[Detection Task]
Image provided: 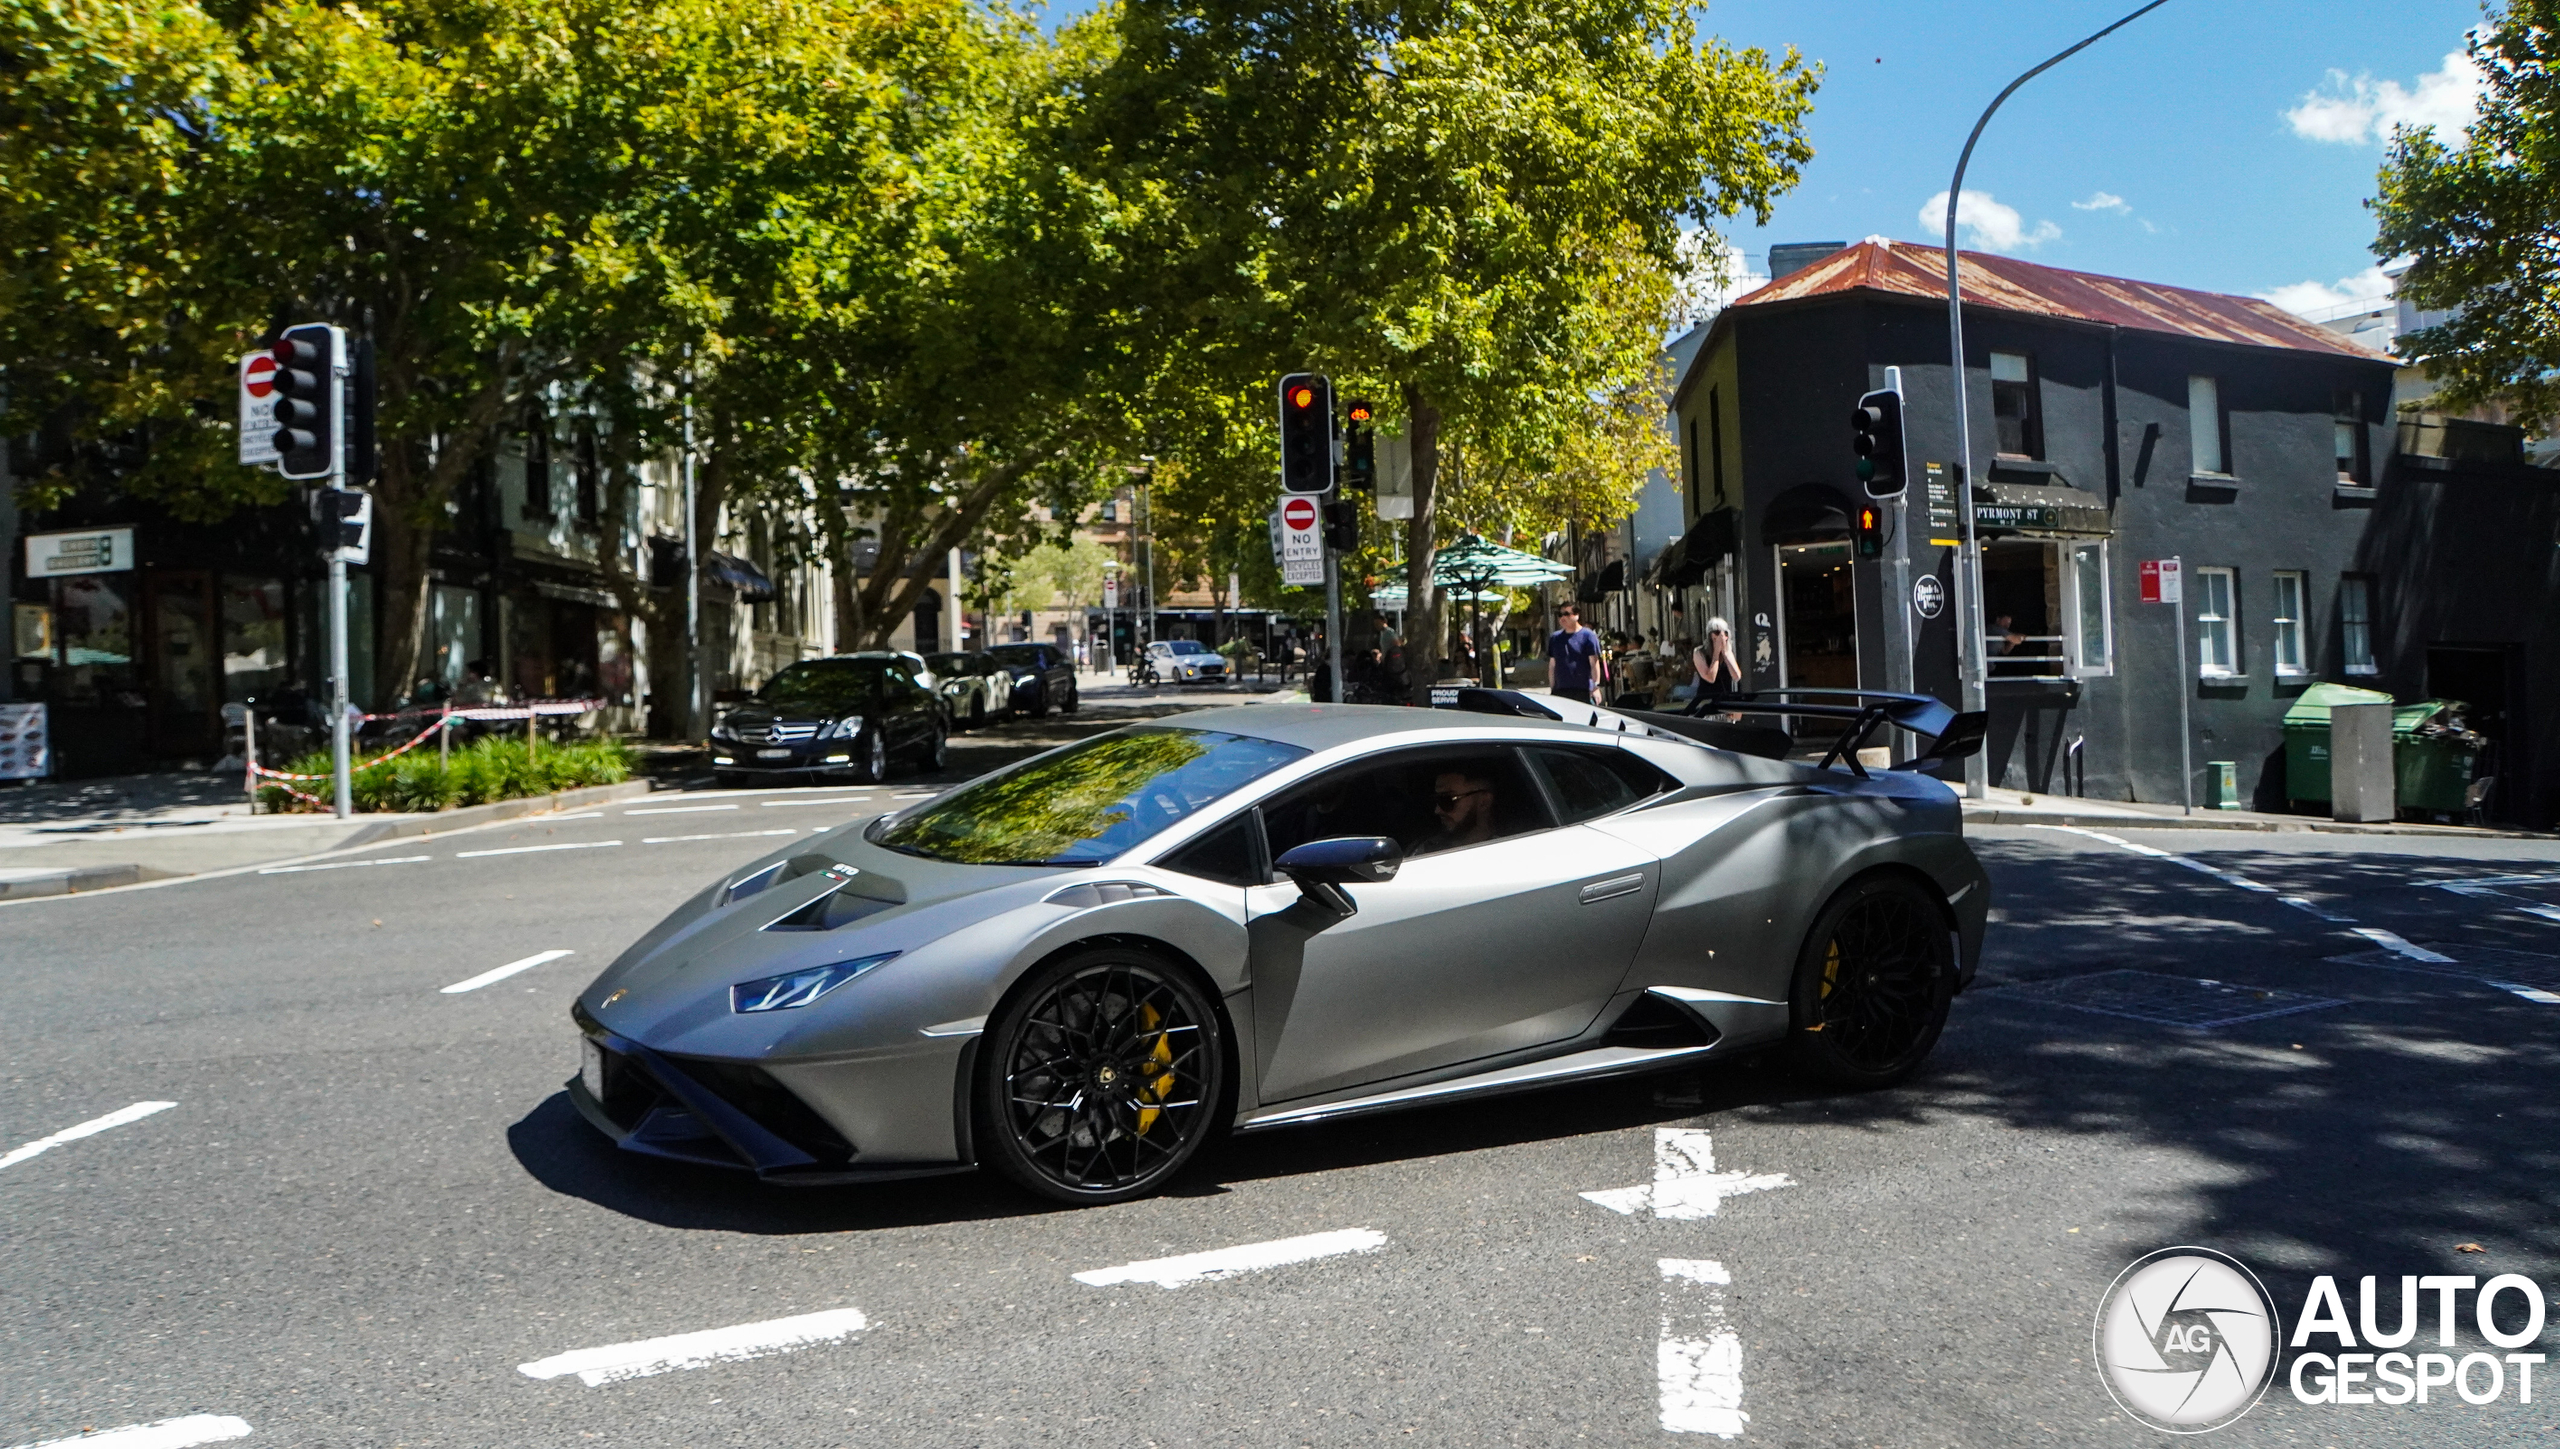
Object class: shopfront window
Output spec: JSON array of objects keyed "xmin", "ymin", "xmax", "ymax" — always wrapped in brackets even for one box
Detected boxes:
[
  {"xmin": 53, "ymin": 574, "xmax": 138, "ymax": 706},
  {"xmin": 222, "ymin": 576, "xmax": 289, "ymax": 703},
  {"xmin": 2195, "ymin": 567, "xmax": 2237, "ymax": 676},
  {"xmin": 1983, "ymin": 539, "xmax": 2064, "ymax": 679},
  {"xmin": 428, "ymin": 585, "xmax": 482, "ymax": 697}
]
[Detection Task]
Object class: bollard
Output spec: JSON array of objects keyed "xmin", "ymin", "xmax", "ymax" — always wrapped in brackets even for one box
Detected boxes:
[{"xmin": 2329, "ymin": 701, "xmax": 2396, "ymax": 823}]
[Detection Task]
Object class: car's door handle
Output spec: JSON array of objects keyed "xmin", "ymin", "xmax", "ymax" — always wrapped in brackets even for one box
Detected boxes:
[{"xmin": 1578, "ymin": 873, "xmax": 1645, "ymax": 904}]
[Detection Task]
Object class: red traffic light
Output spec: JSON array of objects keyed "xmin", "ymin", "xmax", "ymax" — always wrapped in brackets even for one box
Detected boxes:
[
  {"xmin": 1289, "ymin": 385, "xmax": 1316, "ymax": 410},
  {"xmin": 1346, "ymin": 402, "xmax": 1373, "ymax": 424}
]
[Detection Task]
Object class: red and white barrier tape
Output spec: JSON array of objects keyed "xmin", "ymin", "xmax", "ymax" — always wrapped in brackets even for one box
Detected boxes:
[{"xmin": 246, "ymin": 699, "xmax": 605, "ymax": 785}]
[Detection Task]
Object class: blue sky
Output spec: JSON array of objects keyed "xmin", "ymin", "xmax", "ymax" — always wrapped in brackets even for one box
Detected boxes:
[{"xmin": 1696, "ymin": 0, "xmax": 2488, "ymax": 315}]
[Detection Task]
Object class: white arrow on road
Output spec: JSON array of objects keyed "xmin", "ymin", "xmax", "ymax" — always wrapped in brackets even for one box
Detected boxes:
[{"xmin": 1580, "ymin": 1128, "xmax": 1794, "ymax": 1219}]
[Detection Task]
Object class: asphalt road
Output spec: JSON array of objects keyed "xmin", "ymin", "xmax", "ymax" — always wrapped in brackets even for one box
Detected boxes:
[{"xmin": 4, "ymin": 756, "xmax": 2558, "ymax": 1447}]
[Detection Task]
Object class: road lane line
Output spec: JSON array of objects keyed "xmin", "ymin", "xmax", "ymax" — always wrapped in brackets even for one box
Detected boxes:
[
  {"xmin": 2490, "ymin": 981, "xmax": 2560, "ymax": 1004},
  {"xmin": 760, "ymin": 797, "xmax": 871, "ymax": 808},
  {"xmin": 2433, "ymin": 880, "xmax": 2560, "ymax": 923},
  {"xmin": 642, "ymin": 829, "xmax": 800, "ymax": 845},
  {"xmin": 546, "ymin": 812, "xmax": 605, "ymax": 821},
  {"xmin": 1072, "ymin": 1228, "xmax": 1387, "ymax": 1289},
  {"xmin": 441, "ymin": 949, "xmax": 575, "ymax": 994},
  {"xmin": 257, "ymin": 855, "xmax": 431, "ymax": 875},
  {"xmin": 454, "ymin": 841, "xmax": 624, "ymax": 859},
  {"xmin": 0, "ymin": 1101, "xmax": 178, "ymax": 1172},
  {"xmin": 2351, "ymin": 928, "xmax": 2455, "ymax": 963},
  {"xmin": 6, "ymin": 1415, "xmax": 252, "ymax": 1449},
  {"xmin": 517, "ymin": 1308, "xmax": 870, "ymax": 1387},
  {"xmin": 1659, "ymin": 1260, "xmax": 1746, "ymax": 1438},
  {"xmin": 624, "ymin": 804, "xmax": 741, "ymax": 816},
  {"xmin": 1581, "ymin": 1129, "xmax": 1794, "ymax": 1219}
]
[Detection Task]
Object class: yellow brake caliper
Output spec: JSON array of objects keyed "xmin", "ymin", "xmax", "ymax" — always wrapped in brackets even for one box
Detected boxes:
[
  {"xmin": 1134, "ymin": 1003, "xmax": 1177, "ymax": 1134},
  {"xmin": 1808, "ymin": 939, "xmax": 1841, "ymax": 1032}
]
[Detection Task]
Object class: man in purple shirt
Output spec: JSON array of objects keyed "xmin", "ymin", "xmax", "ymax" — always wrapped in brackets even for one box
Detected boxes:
[{"xmin": 1546, "ymin": 603, "xmax": 1605, "ymax": 703}]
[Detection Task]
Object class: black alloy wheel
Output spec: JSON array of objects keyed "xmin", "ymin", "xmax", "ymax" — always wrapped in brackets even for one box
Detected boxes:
[
  {"xmin": 979, "ymin": 949, "xmax": 1227, "ymax": 1204},
  {"xmin": 926, "ymin": 721, "xmax": 948, "ymax": 771},
  {"xmin": 860, "ymin": 727, "xmax": 891, "ymax": 783},
  {"xmin": 1028, "ymin": 680, "xmax": 1051, "ymax": 718},
  {"xmin": 1787, "ymin": 875, "xmax": 1955, "ymax": 1088},
  {"xmin": 970, "ymin": 696, "xmax": 986, "ymax": 729},
  {"xmin": 1061, "ymin": 680, "xmax": 1079, "ymax": 713}
]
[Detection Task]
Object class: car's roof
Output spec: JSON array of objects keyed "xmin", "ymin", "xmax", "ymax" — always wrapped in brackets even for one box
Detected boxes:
[{"xmin": 1149, "ymin": 703, "xmax": 1627, "ymax": 751}]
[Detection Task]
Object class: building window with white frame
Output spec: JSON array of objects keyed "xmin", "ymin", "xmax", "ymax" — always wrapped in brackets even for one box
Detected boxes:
[
  {"xmin": 2188, "ymin": 375, "xmax": 2226, "ymax": 475},
  {"xmin": 2067, "ymin": 541, "xmax": 2113, "ymax": 674},
  {"xmin": 2271, "ymin": 571, "xmax": 2307, "ymax": 676},
  {"xmin": 2195, "ymin": 567, "xmax": 2238, "ymax": 676},
  {"xmin": 2340, "ymin": 574, "xmax": 2377, "ymax": 674},
  {"xmin": 1989, "ymin": 351, "xmax": 2041, "ymax": 459}
]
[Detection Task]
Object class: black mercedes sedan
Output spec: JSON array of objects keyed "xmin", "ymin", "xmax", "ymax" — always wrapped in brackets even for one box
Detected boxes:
[
  {"xmin": 709, "ymin": 657, "xmax": 947, "ymax": 786},
  {"xmin": 987, "ymin": 642, "xmax": 1078, "ymax": 717}
]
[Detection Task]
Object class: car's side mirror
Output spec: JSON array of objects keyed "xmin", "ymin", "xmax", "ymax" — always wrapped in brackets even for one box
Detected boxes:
[{"xmin": 1273, "ymin": 836, "xmax": 1402, "ymax": 916}]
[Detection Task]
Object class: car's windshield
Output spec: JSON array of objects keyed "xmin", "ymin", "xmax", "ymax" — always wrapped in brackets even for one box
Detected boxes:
[
  {"xmin": 987, "ymin": 645, "xmax": 1047, "ymax": 668},
  {"xmin": 870, "ymin": 727, "xmax": 1307, "ymax": 866},
  {"xmin": 1166, "ymin": 640, "xmax": 1209, "ymax": 655},
  {"xmin": 925, "ymin": 653, "xmax": 973, "ymax": 675},
  {"xmin": 758, "ymin": 663, "xmax": 888, "ymax": 714}
]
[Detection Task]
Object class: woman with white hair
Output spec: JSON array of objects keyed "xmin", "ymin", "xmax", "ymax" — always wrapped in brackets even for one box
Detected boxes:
[{"xmin": 1687, "ymin": 617, "xmax": 1744, "ymax": 716}]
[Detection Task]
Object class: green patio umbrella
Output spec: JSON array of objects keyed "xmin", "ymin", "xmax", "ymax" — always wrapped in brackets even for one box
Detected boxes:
[{"xmin": 1429, "ymin": 535, "xmax": 1572, "ymax": 685}]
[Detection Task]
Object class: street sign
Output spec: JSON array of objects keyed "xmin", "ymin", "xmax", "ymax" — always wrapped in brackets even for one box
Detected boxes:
[
  {"xmin": 2140, "ymin": 558, "xmax": 2181, "ymax": 604},
  {"xmin": 238, "ymin": 352, "xmax": 281, "ymax": 466},
  {"xmin": 1911, "ymin": 574, "xmax": 1945, "ymax": 619},
  {"xmin": 1279, "ymin": 494, "xmax": 1323, "ymax": 585},
  {"xmin": 1923, "ymin": 462, "xmax": 1959, "ymax": 537},
  {"xmin": 24, "ymin": 527, "xmax": 135, "ymax": 578},
  {"xmin": 1103, "ymin": 576, "xmax": 1118, "ymax": 608}
]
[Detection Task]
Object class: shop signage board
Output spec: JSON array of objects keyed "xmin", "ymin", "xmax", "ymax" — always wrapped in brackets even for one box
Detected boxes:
[
  {"xmin": 24, "ymin": 527, "xmax": 135, "ymax": 578},
  {"xmin": 1911, "ymin": 574, "xmax": 1945, "ymax": 619},
  {"xmin": 1923, "ymin": 462, "xmax": 1959, "ymax": 536},
  {"xmin": 238, "ymin": 352, "xmax": 281, "ymax": 467},
  {"xmin": 0, "ymin": 703, "xmax": 46, "ymax": 781},
  {"xmin": 2140, "ymin": 558, "xmax": 2181, "ymax": 604},
  {"xmin": 1279, "ymin": 494, "xmax": 1324, "ymax": 585}
]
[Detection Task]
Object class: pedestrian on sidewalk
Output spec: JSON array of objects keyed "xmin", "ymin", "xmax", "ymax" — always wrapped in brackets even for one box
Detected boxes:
[
  {"xmin": 1687, "ymin": 618, "xmax": 1743, "ymax": 716},
  {"xmin": 1546, "ymin": 603, "xmax": 1605, "ymax": 704}
]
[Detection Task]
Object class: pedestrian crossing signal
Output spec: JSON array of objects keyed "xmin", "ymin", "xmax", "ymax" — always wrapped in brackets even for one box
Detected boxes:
[{"xmin": 1854, "ymin": 503, "xmax": 1884, "ymax": 560}]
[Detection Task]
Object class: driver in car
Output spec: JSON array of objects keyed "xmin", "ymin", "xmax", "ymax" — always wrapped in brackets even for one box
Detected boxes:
[{"xmin": 1417, "ymin": 768, "xmax": 1499, "ymax": 854}]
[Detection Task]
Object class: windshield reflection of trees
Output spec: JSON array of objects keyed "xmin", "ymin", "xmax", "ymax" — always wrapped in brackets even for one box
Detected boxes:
[{"xmin": 878, "ymin": 729, "xmax": 1302, "ymax": 864}]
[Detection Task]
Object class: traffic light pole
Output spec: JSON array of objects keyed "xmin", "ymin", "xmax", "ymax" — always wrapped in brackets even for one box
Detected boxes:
[
  {"xmin": 1884, "ymin": 366, "xmax": 1915, "ymax": 713},
  {"xmin": 326, "ymin": 456, "xmax": 353, "ymax": 819},
  {"xmin": 1323, "ymin": 545, "xmax": 1344, "ymax": 704}
]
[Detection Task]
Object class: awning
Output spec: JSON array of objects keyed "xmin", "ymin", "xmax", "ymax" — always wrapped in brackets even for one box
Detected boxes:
[
  {"xmin": 1762, "ymin": 484, "xmax": 1854, "ymax": 542},
  {"xmin": 1974, "ymin": 481, "xmax": 2111, "ymax": 538},
  {"xmin": 1654, "ymin": 508, "xmax": 1736, "ymax": 588},
  {"xmin": 705, "ymin": 550, "xmax": 779, "ymax": 603}
]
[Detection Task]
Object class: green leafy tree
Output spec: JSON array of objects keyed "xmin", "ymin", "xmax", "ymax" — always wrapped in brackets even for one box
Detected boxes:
[{"xmin": 2375, "ymin": 1, "xmax": 2560, "ymax": 423}]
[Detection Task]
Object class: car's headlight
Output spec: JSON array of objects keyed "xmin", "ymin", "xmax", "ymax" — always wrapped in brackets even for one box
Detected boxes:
[
  {"xmin": 818, "ymin": 716, "xmax": 864, "ymax": 740},
  {"xmin": 710, "ymin": 719, "xmax": 738, "ymax": 741},
  {"xmin": 730, "ymin": 952, "xmax": 899, "ymax": 1013}
]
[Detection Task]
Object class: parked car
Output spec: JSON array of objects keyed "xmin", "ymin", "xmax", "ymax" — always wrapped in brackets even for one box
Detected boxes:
[
  {"xmin": 846, "ymin": 649, "xmax": 938, "ymax": 697},
  {"xmin": 926, "ymin": 650, "xmax": 1012, "ymax": 729},
  {"xmin": 570, "ymin": 687, "xmax": 1989, "ymax": 1203},
  {"xmin": 987, "ymin": 642, "xmax": 1077, "ymax": 717},
  {"xmin": 709, "ymin": 656, "xmax": 946, "ymax": 785},
  {"xmin": 1147, "ymin": 637, "xmax": 1230, "ymax": 685}
]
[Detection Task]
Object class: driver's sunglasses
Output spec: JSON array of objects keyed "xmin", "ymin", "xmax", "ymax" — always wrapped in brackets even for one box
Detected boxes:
[{"xmin": 1433, "ymin": 788, "xmax": 1488, "ymax": 810}]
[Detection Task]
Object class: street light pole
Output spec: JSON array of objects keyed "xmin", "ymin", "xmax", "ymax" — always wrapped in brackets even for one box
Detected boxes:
[{"xmin": 1945, "ymin": 0, "xmax": 2172, "ymax": 799}]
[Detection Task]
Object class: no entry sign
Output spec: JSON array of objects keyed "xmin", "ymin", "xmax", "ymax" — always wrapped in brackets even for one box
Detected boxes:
[
  {"xmin": 1278, "ymin": 494, "xmax": 1323, "ymax": 584},
  {"xmin": 237, "ymin": 351, "xmax": 281, "ymax": 467}
]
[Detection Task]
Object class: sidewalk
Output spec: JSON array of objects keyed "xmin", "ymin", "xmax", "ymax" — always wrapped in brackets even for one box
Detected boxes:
[
  {"xmin": 0, "ymin": 770, "xmax": 652, "ymax": 898},
  {"xmin": 1955, "ymin": 785, "xmax": 2544, "ymax": 840}
]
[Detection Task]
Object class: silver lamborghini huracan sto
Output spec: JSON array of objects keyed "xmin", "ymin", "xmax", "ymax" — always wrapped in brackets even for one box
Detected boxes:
[{"xmin": 569, "ymin": 691, "xmax": 1991, "ymax": 1203}]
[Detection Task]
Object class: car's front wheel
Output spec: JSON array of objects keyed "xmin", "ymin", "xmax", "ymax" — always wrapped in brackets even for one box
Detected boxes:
[
  {"xmin": 926, "ymin": 721, "xmax": 948, "ymax": 772},
  {"xmin": 1787, "ymin": 874, "xmax": 1954, "ymax": 1088},
  {"xmin": 859, "ymin": 727, "xmax": 890, "ymax": 784},
  {"xmin": 979, "ymin": 948, "xmax": 1227, "ymax": 1204}
]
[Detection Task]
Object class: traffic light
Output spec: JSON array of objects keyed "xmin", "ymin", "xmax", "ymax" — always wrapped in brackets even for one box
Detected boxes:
[
  {"xmin": 1279, "ymin": 372, "xmax": 1334, "ymax": 494},
  {"xmin": 1850, "ymin": 387, "xmax": 1906, "ymax": 499},
  {"xmin": 1853, "ymin": 501, "xmax": 1885, "ymax": 560},
  {"xmin": 1322, "ymin": 498, "xmax": 1359, "ymax": 552},
  {"xmin": 1342, "ymin": 398, "xmax": 1376, "ymax": 494},
  {"xmin": 315, "ymin": 487, "xmax": 372, "ymax": 564},
  {"xmin": 270, "ymin": 323, "xmax": 344, "ymax": 480}
]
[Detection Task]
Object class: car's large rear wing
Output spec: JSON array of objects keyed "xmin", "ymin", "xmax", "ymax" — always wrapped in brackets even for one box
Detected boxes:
[{"xmin": 1431, "ymin": 685, "xmax": 1985, "ymax": 779}]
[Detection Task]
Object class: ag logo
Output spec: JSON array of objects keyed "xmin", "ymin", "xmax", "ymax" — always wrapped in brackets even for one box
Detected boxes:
[{"xmin": 2095, "ymin": 1248, "xmax": 2282, "ymax": 1433}]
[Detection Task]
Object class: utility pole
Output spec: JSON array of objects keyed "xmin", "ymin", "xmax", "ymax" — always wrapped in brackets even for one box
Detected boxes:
[
  {"xmin": 1140, "ymin": 466, "xmax": 1156, "ymax": 662},
  {"xmin": 1944, "ymin": 0, "xmax": 2172, "ymax": 799},
  {"xmin": 681, "ymin": 347, "xmax": 703, "ymax": 742}
]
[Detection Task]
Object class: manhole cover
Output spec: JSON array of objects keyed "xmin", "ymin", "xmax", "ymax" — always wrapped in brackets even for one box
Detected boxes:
[
  {"xmin": 2329, "ymin": 945, "xmax": 2560, "ymax": 991},
  {"xmin": 2008, "ymin": 970, "xmax": 2346, "ymax": 1030}
]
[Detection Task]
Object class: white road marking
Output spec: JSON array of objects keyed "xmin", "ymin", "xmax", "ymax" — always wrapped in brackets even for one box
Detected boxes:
[
  {"xmin": 6, "ymin": 1414, "xmax": 252, "ymax": 1449},
  {"xmin": 642, "ymin": 829, "xmax": 800, "ymax": 845},
  {"xmin": 257, "ymin": 855, "xmax": 431, "ymax": 875},
  {"xmin": 892, "ymin": 791, "xmax": 937, "ymax": 799},
  {"xmin": 761, "ymin": 797, "xmax": 871, "ymax": 808},
  {"xmin": 0, "ymin": 1101, "xmax": 178, "ymax": 1172},
  {"xmin": 1072, "ymin": 1228, "xmax": 1387, "ymax": 1289},
  {"xmin": 2488, "ymin": 981, "xmax": 2560, "ymax": 1005},
  {"xmin": 624, "ymin": 804, "xmax": 741, "ymax": 816},
  {"xmin": 2433, "ymin": 880, "xmax": 2560, "ymax": 923},
  {"xmin": 441, "ymin": 949, "xmax": 575, "ymax": 994},
  {"xmin": 546, "ymin": 812, "xmax": 605, "ymax": 821},
  {"xmin": 2351, "ymin": 928, "xmax": 2455, "ymax": 963},
  {"xmin": 454, "ymin": 841, "xmax": 624, "ymax": 859},
  {"xmin": 1581, "ymin": 1129, "xmax": 1795, "ymax": 1219},
  {"xmin": 517, "ymin": 1308, "xmax": 870, "ymax": 1387},
  {"xmin": 1659, "ymin": 1260, "xmax": 1746, "ymax": 1437}
]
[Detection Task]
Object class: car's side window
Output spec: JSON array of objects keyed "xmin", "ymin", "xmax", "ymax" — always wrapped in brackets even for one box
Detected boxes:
[
  {"xmin": 1261, "ymin": 747, "xmax": 1550, "ymax": 861},
  {"xmin": 1159, "ymin": 810, "xmax": 1265, "ymax": 888},
  {"xmin": 1530, "ymin": 747, "xmax": 1677, "ymax": 825}
]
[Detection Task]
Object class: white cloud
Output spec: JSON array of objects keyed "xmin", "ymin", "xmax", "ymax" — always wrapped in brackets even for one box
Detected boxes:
[
  {"xmin": 2258, "ymin": 265, "xmax": 2396, "ymax": 319},
  {"xmin": 1918, "ymin": 190, "xmax": 2061, "ymax": 253},
  {"xmin": 2286, "ymin": 47, "xmax": 2482, "ymax": 144},
  {"xmin": 2071, "ymin": 191, "xmax": 2130, "ymax": 214}
]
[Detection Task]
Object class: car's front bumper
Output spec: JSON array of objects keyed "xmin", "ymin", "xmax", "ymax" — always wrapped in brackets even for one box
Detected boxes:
[{"xmin": 708, "ymin": 737, "xmax": 861, "ymax": 774}]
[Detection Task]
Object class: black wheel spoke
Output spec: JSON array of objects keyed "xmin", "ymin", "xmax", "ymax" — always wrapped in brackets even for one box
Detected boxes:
[{"xmin": 996, "ymin": 955, "xmax": 1218, "ymax": 1198}]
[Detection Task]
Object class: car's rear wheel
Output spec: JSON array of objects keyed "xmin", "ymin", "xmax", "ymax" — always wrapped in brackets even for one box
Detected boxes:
[
  {"xmin": 926, "ymin": 721, "xmax": 948, "ymax": 772},
  {"xmin": 970, "ymin": 697, "xmax": 986, "ymax": 729},
  {"xmin": 1061, "ymin": 680, "xmax": 1079, "ymax": 713},
  {"xmin": 859, "ymin": 728, "xmax": 890, "ymax": 783},
  {"xmin": 1787, "ymin": 874, "xmax": 1954, "ymax": 1088},
  {"xmin": 979, "ymin": 948, "xmax": 1226, "ymax": 1204}
]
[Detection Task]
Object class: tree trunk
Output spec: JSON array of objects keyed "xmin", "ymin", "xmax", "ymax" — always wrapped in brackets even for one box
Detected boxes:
[
  {"xmin": 1401, "ymin": 386, "xmax": 1443, "ymax": 703},
  {"xmin": 371, "ymin": 354, "xmax": 514, "ymax": 711}
]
